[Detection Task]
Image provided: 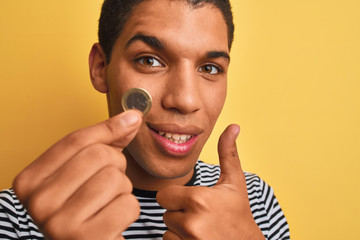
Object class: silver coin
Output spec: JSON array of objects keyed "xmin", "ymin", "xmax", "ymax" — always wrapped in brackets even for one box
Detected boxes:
[{"xmin": 121, "ymin": 88, "xmax": 152, "ymax": 115}]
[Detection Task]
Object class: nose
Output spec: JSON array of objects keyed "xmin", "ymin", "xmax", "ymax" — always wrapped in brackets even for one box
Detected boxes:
[{"xmin": 161, "ymin": 63, "xmax": 201, "ymax": 114}]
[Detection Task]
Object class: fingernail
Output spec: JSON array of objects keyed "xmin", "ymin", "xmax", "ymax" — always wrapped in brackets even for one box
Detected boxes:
[
  {"xmin": 121, "ymin": 111, "xmax": 140, "ymax": 126},
  {"xmin": 233, "ymin": 124, "xmax": 240, "ymax": 138}
]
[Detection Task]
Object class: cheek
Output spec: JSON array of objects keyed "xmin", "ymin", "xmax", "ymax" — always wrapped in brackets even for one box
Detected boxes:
[
  {"xmin": 203, "ymin": 83, "xmax": 227, "ymax": 122},
  {"xmin": 124, "ymin": 120, "xmax": 152, "ymax": 159},
  {"xmin": 127, "ymin": 132, "xmax": 149, "ymax": 158},
  {"xmin": 106, "ymin": 67, "xmax": 139, "ymax": 115},
  {"xmin": 107, "ymin": 90, "xmax": 125, "ymax": 116}
]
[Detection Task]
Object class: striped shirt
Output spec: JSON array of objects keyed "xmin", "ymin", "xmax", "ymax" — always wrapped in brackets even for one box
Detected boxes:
[{"xmin": 0, "ymin": 161, "xmax": 290, "ymax": 239}]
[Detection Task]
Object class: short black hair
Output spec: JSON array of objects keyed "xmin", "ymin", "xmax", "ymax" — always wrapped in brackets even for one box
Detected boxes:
[{"xmin": 98, "ymin": 0, "xmax": 234, "ymax": 63}]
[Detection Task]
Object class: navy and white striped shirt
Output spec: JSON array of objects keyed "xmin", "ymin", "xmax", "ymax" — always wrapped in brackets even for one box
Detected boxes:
[{"xmin": 0, "ymin": 161, "xmax": 290, "ymax": 239}]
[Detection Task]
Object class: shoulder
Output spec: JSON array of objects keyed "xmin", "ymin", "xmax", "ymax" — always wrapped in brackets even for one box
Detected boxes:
[
  {"xmin": 0, "ymin": 188, "xmax": 43, "ymax": 239},
  {"xmin": 0, "ymin": 188, "xmax": 22, "ymax": 238},
  {"xmin": 244, "ymin": 172, "xmax": 284, "ymax": 216},
  {"xmin": 242, "ymin": 173, "xmax": 291, "ymax": 239},
  {"xmin": 244, "ymin": 172, "xmax": 272, "ymax": 205},
  {"xmin": 194, "ymin": 161, "xmax": 268, "ymax": 193},
  {"xmin": 0, "ymin": 188, "xmax": 21, "ymax": 214},
  {"xmin": 195, "ymin": 161, "xmax": 268, "ymax": 195},
  {"xmin": 243, "ymin": 172, "xmax": 276, "ymax": 217}
]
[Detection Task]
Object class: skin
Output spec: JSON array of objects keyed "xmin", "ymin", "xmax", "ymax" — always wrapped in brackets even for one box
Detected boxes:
[
  {"xmin": 13, "ymin": 111, "xmax": 143, "ymax": 239},
  {"xmin": 13, "ymin": 0, "xmax": 265, "ymax": 239},
  {"xmin": 90, "ymin": 0, "xmax": 230, "ymax": 190}
]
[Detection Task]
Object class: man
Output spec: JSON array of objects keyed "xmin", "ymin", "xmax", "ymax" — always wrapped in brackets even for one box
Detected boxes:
[{"xmin": 0, "ymin": 0, "xmax": 290, "ymax": 239}]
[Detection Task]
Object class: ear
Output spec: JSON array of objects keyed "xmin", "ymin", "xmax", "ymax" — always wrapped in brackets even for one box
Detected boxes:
[{"xmin": 89, "ymin": 43, "xmax": 108, "ymax": 93}]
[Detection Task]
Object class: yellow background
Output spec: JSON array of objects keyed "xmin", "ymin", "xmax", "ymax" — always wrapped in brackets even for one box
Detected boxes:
[{"xmin": 0, "ymin": 1, "xmax": 359, "ymax": 239}]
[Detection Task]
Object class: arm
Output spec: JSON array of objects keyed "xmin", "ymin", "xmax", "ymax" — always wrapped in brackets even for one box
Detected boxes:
[{"xmin": 260, "ymin": 179, "xmax": 290, "ymax": 240}]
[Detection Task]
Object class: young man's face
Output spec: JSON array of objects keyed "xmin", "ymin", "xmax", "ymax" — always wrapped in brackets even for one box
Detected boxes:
[{"xmin": 101, "ymin": 0, "xmax": 229, "ymax": 186}]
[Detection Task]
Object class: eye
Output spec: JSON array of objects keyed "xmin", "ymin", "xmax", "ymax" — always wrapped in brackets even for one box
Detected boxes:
[
  {"xmin": 137, "ymin": 56, "xmax": 163, "ymax": 67},
  {"xmin": 199, "ymin": 64, "xmax": 222, "ymax": 75}
]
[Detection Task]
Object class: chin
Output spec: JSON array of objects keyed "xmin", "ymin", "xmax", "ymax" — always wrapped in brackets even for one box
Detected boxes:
[
  {"xmin": 142, "ymin": 154, "xmax": 197, "ymax": 178},
  {"xmin": 147, "ymin": 159, "xmax": 196, "ymax": 179},
  {"xmin": 125, "ymin": 146, "xmax": 198, "ymax": 179}
]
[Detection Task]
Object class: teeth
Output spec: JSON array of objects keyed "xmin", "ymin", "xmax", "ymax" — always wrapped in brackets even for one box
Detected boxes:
[
  {"xmin": 180, "ymin": 134, "xmax": 187, "ymax": 140},
  {"xmin": 172, "ymin": 134, "xmax": 180, "ymax": 140},
  {"xmin": 157, "ymin": 131, "xmax": 193, "ymax": 143}
]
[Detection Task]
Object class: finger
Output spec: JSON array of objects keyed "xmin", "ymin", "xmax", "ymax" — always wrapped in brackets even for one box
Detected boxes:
[
  {"xmin": 157, "ymin": 185, "xmax": 210, "ymax": 212},
  {"xmin": 40, "ymin": 143, "xmax": 127, "ymax": 200},
  {"xmin": 58, "ymin": 166, "xmax": 133, "ymax": 223},
  {"xmin": 33, "ymin": 110, "xmax": 141, "ymax": 171},
  {"xmin": 83, "ymin": 193, "xmax": 140, "ymax": 239},
  {"xmin": 44, "ymin": 192, "xmax": 139, "ymax": 240},
  {"xmin": 216, "ymin": 124, "xmax": 243, "ymax": 186},
  {"xmin": 157, "ymin": 185, "xmax": 189, "ymax": 211},
  {"xmin": 163, "ymin": 230, "xmax": 183, "ymax": 240},
  {"xmin": 14, "ymin": 110, "xmax": 142, "ymax": 200},
  {"xmin": 163, "ymin": 211, "xmax": 186, "ymax": 236},
  {"xmin": 28, "ymin": 150, "xmax": 130, "ymax": 224}
]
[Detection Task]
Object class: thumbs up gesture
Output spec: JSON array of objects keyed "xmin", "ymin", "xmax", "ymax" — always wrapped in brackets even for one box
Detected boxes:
[{"xmin": 156, "ymin": 125, "xmax": 265, "ymax": 240}]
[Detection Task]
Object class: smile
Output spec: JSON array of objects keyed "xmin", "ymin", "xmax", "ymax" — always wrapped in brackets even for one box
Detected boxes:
[
  {"xmin": 147, "ymin": 123, "xmax": 201, "ymax": 155},
  {"xmin": 158, "ymin": 131, "xmax": 193, "ymax": 144}
]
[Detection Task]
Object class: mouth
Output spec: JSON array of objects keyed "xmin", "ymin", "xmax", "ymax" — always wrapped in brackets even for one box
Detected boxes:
[
  {"xmin": 157, "ymin": 131, "xmax": 193, "ymax": 144},
  {"xmin": 147, "ymin": 123, "xmax": 201, "ymax": 155}
]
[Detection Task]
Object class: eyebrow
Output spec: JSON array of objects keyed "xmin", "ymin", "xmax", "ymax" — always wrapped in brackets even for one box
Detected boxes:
[
  {"xmin": 207, "ymin": 51, "xmax": 230, "ymax": 63},
  {"xmin": 125, "ymin": 33, "xmax": 230, "ymax": 62},
  {"xmin": 125, "ymin": 34, "xmax": 165, "ymax": 50}
]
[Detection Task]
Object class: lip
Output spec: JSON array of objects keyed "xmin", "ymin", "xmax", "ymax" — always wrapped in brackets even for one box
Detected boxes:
[{"xmin": 147, "ymin": 123, "xmax": 202, "ymax": 156}]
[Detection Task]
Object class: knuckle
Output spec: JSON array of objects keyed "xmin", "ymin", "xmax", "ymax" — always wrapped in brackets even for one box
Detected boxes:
[
  {"xmin": 26, "ymin": 191, "xmax": 48, "ymax": 224},
  {"xmin": 162, "ymin": 231, "xmax": 173, "ymax": 240},
  {"xmin": 119, "ymin": 174, "xmax": 133, "ymax": 194},
  {"xmin": 44, "ymin": 215, "xmax": 76, "ymax": 240},
  {"xmin": 127, "ymin": 193, "xmax": 140, "ymax": 210},
  {"xmin": 187, "ymin": 189, "xmax": 211, "ymax": 211},
  {"xmin": 181, "ymin": 217, "xmax": 201, "ymax": 239},
  {"xmin": 26, "ymin": 190, "xmax": 53, "ymax": 225},
  {"xmin": 123, "ymin": 194, "xmax": 140, "ymax": 221},
  {"xmin": 12, "ymin": 172, "xmax": 29, "ymax": 202},
  {"xmin": 43, "ymin": 216, "xmax": 62, "ymax": 239},
  {"xmin": 101, "ymin": 166, "xmax": 121, "ymax": 180},
  {"xmin": 231, "ymin": 147, "xmax": 239, "ymax": 159},
  {"xmin": 80, "ymin": 144, "xmax": 125, "ymax": 170},
  {"xmin": 99, "ymin": 167, "xmax": 132, "ymax": 194},
  {"xmin": 63, "ymin": 130, "xmax": 86, "ymax": 148},
  {"xmin": 104, "ymin": 119, "xmax": 119, "ymax": 141},
  {"xmin": 82, "ymin": 143, "xmax": 112, "ymax": 161},
  {"xmin": 162, "ymin": 211, "xmax": 171, "ymax": 225},
  {"xmin": 183, "ymin": 215, "xmax": 205, "ymax": 239}
]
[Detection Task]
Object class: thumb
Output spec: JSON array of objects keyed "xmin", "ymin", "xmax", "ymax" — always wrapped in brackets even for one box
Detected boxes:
[
  {"xmin": 93, "ymin": 110, "xmax": 143, "ymax": 149},
  {"xmin": 216, "ymin": 124, "xmax": 243, "ymax": 186},
  {"xmin": 12, "ymin": 110, "xmax": 143, "ymax": 200},
  {"xmin": 50, "ymin": 109, "xmax": 143, "ymax": 161}
]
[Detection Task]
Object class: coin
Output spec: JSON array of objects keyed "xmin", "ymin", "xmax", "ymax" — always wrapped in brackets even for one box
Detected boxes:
[{"xmin": 121, "ymin": 88, "xmax": 152, "ymax": 115}]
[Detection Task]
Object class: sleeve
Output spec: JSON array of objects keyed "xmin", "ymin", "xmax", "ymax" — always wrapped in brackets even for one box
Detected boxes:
[
  {"xmin": 0, "ymin": 189, "xmax": 44, "ymax": 239},
  {"xmin": 245, "ymin": 173, "xmax": 291, "ymax": 240},
  {"xmin": 259, "ymin": 177, "xmax": 291, "ymax": 240},
  {"xmin": 0, "ymin": 189, "xmax": 21, "ymax": 239}
]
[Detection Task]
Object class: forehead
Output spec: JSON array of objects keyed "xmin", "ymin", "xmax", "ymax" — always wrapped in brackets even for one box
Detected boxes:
[{"xmin": 116, "ymin": 0, "xmax": 229, "ymax": 52}]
